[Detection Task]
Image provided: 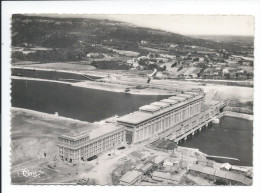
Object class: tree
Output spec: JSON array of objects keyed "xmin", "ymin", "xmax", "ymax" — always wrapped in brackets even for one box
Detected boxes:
[
  {"xmin": 163, "ymin": 65, "xmax": 166, "ymax": 71},
  {"xmin": 171, "ymin": 62, "xmax": 177, "ymax": 68}
]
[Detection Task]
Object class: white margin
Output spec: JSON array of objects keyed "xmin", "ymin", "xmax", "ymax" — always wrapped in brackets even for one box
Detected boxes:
[{"xmin": 2, "ymin": 1, "xmax": 260, "ymax": 193}]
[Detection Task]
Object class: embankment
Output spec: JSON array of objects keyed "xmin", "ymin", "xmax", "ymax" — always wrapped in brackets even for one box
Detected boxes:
[{"xmin": 223, "ymin": 111, "xmax": 253, "ymax": 121}]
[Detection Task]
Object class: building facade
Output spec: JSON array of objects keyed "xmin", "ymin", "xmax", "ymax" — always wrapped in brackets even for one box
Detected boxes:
[
  {"xmin": 57, "ymin": 124, "xmax": 126, "ymax": 163},
  {"xmin": 117, "ymin": 92, "xmax": 205, "ymax": 144}
]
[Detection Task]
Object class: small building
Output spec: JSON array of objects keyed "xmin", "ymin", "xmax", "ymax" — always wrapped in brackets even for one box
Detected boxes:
[
  {"xmin": 220, "ymin": 163, "xmax": 232, "ymax": 171},
  {"xmin": 215, "ymin": 170, "xmax": 252, "ymax": 185},
  {"xmin": 230, "ymin": 166, "xmax": 249, "ymax": 175},
  {"xmin": 153, "ymin": 155, "xmax": 168, "ymax": 165},
  {"xmin": 163, "ymin": 160, "xmax": 174, "ymax": 167},
  {"xmin": 188, "ymin": 164, "xmax": 216, "ymax": 181},
  {"xmin": 152, "ymin": 171, "xmax": 173, "ymax": 183},
  {"xmin": 119, "ymin": 170, "xmax": 143, "ymax": 185},
  {"xmin": 135, "ymin": 162, "xmax": 154, "ymax": 174}
]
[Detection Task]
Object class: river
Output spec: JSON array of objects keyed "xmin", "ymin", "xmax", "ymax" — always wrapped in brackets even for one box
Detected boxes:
[
  {"xmin": 11, "ymin": 79, "xmax": 168, "ymax": 122},
  {"xmin": 180, "ymin": 116, "xmax": 253, "ymax": 166}
]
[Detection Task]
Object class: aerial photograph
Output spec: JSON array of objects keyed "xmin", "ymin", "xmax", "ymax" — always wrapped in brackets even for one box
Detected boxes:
[{"xmin": 10, "ymin": 14, "xmax": 254, "ymax": 186}]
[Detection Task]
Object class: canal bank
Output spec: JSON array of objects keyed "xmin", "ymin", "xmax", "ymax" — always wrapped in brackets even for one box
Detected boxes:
[{"xmin": 223, "ymin": 111, "xmax": 253, "ymax": 121}]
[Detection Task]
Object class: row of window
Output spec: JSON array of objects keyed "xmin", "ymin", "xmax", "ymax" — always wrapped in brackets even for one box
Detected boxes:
[
  {"xmin": 135, "ymin": 102, "xmax": 202, "ymax": 141},
  {"xmin": 58, "ymin": 131, "xmax": 125, "ymax": 158}
]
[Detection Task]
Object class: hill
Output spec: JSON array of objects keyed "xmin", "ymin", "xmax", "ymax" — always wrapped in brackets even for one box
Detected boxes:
[{"xmin": 12, "ymin": 14, "xmax": 248, "ymax": 52}]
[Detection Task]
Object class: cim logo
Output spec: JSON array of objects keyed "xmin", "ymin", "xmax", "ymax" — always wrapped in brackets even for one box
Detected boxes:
[{"xmin": 17, "ymin": 168, "xmax": 44, "ymax": 178}]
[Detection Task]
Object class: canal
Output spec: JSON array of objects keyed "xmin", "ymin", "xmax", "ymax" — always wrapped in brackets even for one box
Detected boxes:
[
  {"xmin": 180, "ymin": 116, "xmax": 253, "ymax": 166},
  {"xmin": 11, "ymin": 79, "xmax": 168, "ymax": 122}
]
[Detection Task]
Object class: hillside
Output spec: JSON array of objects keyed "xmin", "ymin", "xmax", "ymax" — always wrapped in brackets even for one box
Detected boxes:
[{"xmin": 12, "ymin": 14, "xmax": 247, "ymax": 53}]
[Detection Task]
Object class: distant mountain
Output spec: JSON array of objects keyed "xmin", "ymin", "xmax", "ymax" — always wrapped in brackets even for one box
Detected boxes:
[
  {"xmin": 12, "ymin": 14, "xmax": 250, "ymax": 53},
  {"xmin": 191, "ymin": 35, "xmax": 254, "ymax": 46}
]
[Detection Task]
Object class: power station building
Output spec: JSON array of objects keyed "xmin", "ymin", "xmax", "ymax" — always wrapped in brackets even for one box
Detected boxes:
[
  {"xmin": 57, "ymin": 90, "xmax": 225, "ymax": 163},
  {"xmin": 117, "ymin": 92, "xmax": 204, "ymax": 144}
]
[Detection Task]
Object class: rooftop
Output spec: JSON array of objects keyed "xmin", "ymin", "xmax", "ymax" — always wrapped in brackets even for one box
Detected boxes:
[
  {"xmin": 139, "ymin": 105, "xmax": 161, "ymax": 113},
  {"xmin": 142, "ymin": 163, "xmax": 154, "ymax": 171},
  {"xmin": 117, "ymin": 111, "xmax": 153, "ymax": 125},
  {"xmin": 60, "ymin": 124, "xmax": 97, "ymax": 140},
  {"xmin": 231, "ymin": 166, "xmax": 248, "ymax": 172},
  {"xmin": 89, "ymin": 123, "xmax": 124, "ymax": 139},
  {"xmin": 150, "ymin": 101, "xmax": 170, "ymax": 109},
  {"xmin": 177, "ymin": 93, "xmax": 194, "ymax": 99},
  {"xmin": 118, "ymin": 93, "xmax": 203, "ymax": 125},
  {"xmin": 152, "ymin": 171, "xmax": 172, "ymax": 180},
  {"xmin": 168, "ymin": 96, "xmax": 186, "ymax": 101},
  {"xmin": 120, "ymin": 170, "xmax": 142, "ymax": 184},
  {"xmin": 160, "ymin": 98, "xmax": 179, "ymax": 105},
  {"xmin": 60, "ymin": 123, "xmax": 123, "ymax": 141},
  {"xmin": 215, "ymin": 170, "xmax": 252, "ymax": 185},
  {"xmin": 188, "ymin": 164, "xmax": 216, "ymax": 175},
  {"xmin": 153, "ymin": 155, "xmax": 168, "ymax": 164}
]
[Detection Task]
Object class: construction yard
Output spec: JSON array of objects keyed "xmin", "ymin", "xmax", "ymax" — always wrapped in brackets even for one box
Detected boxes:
[{"xmin": 11, "ymin": 107, "xmax": 96, "ymax": 184}]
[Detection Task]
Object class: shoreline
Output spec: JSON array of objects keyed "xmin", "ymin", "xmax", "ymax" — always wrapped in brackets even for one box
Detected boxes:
[
  {"xmin": 12, "ymin": 66, "xmax": 254, "ymax": 88},
  {"xmin": 223, "ymin": 111, "xmax": 254, "ymax": 121},
  {"xmin": 11, "ymin": 66, "xmax": 105, "ymax": 78},
  {"xmin": 178, "ymin": 146, "xmax": 253, "ymax": 169},
  {"xmin": 11, "ymin": 76, "xmax": 175, "ymax": 96},
  {"xmin": 11, "ymin": 107, "xmax": 90, "ymax": 124}
]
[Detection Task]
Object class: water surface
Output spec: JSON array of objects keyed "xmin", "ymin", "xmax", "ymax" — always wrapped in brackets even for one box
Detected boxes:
[
  {"xmin": 180, "ymin": 116, "xmax": 253, "ymax": 166},
  {"xmin": 11, "ymin": 79, "xmax": 168, "ymax": 122}
]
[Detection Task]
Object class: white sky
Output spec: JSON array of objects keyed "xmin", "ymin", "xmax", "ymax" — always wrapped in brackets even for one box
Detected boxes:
[{"xmin": 47, "ymin": 14, "xmax": 255, "ymax": 36}]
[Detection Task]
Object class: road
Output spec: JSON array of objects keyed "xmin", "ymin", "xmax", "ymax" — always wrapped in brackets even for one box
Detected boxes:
[{"xmin": 78, "ymin": 137, "xmax": 164, "ymax": 185}]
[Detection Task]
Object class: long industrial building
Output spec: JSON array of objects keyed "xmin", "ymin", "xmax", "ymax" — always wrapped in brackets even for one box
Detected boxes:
[
  {"xmin": 117, "ymin": 91, "xmax": 204, "ymax": 144},
  {"xmin": 57, "ymin": 89, "xmax": 225, "ymax": 163}
]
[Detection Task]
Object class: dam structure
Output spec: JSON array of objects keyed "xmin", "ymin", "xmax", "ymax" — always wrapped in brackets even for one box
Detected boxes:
[{"xmin": 57, "ymin": 89, "xmax": 226, "ymax": 164}]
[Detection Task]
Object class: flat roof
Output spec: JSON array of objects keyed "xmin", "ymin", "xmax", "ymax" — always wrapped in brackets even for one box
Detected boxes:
[
  {"xmin": 152, "ymin": 171, "xmax": 171, "ymax": 180},
  {"xmin": 61, "ymin": 123, "xmax": 123, "ymax": 140},
  {"xmin": 169, "ymin": 96, "xmax": 186, "ymax": 101},
  {"xmin": 215, "ymin": 170, "xmax": 252, "ymax": 185},
  {"xmin": 153, "ymin": 155, "xmax": 168, "ymax": 164},
  {"xmin": 60, "ymin": 124, "xmax": 97, "ymax": 140},
  {"xmin": 231, "ymin": 166, "xmax": 248, "ymax": 172},
  {"xmin": 160, "ymin": 99, "xmax": 179, "ymax": 105},
  {"xmin": 188, "ymin": 164, "xmax": 216, "ymax": 176},
  {"xmin": 117, "ymin": 111, "xmax": 153, "ymax": 125},
  {"xmin": 150, "ymin": 101, "xmax": 170, "ymax": 108},
  {"xmin": 89, "ymin": 123, "xmax": 124, "ymax": 139},
  {"xmin": 120, "ymin": 170, "xmax": 142, "ymax": 184},
  {"xmin": 118, "ymin": 94, "xmax": 204, "ymax": 125},
  {"xmin": 139, "ymin": 105, "xmax": 161, "ymax": 112},
  {"xmin": 177, "ymin": 93, "xmax": 194, "ymax": 99},
  {"xmin": 141, "ymin": 163, "xmax": 154, "ymax": 172},
  {"xmin": 184, "ymin": 91, "xmax": 200, "ymax": 95}
]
